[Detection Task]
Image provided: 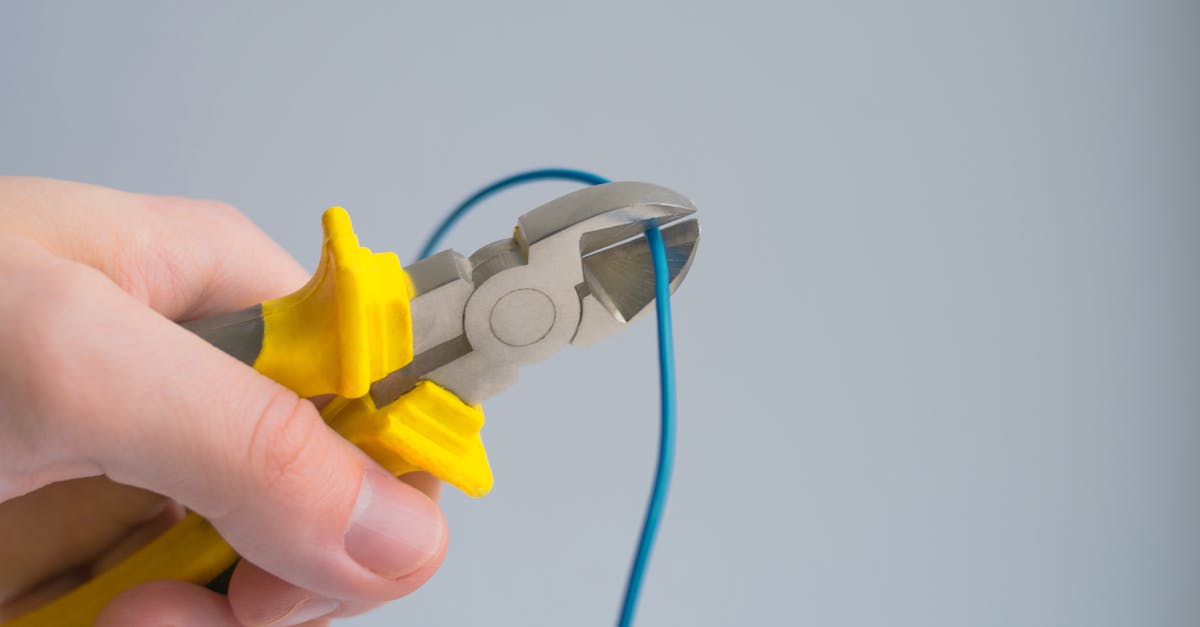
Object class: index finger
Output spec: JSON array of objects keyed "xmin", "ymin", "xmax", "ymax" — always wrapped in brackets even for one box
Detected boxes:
[{"xmin": 0, "ymin": 176, "xmax": 309, "ymax": 319}]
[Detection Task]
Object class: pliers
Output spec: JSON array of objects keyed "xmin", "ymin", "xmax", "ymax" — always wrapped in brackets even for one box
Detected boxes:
[{"xmin": 9, "ymin": 181, "xmax": 700, "ymax": 627}]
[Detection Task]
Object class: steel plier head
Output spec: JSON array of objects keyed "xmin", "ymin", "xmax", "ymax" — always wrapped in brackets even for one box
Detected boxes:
[{"xmin": 372, "ymin": 181, "xmax": 700, "ymax": 408}]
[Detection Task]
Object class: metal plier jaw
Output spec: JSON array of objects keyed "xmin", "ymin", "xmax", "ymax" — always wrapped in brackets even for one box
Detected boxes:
[{"xmin": 369, "ymin": 181, "xmax": 700, "ymax": 408}]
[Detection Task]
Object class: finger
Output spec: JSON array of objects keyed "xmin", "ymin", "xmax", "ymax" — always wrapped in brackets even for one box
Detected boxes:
[
  {"xmin": 228, "ymin": 561, "xmax": 386, "ymax": 626},
  {"xmin": 95, "ymin": 575, "xmax": 342, "ymax": 627},
  {"xmin": 95, "ymin": 580, "xmax": 239, "ymax": 627},
  {"xmin": 1, "ymin": 246, "xmax": 447, "ymax": 602},
  {"xmin": 1, "ymin": 499, "xmax": 186, "ymax": 620},
  {"xmin": 0, "ymin": 176, "xmax": 309, "ymax": 319},
  {"xmin": 0, "ymin": 477, "xmax": 166, "ymax": 600},
  {"xmin": 0, "ymin": 569, "xmax": 87, "ymax": 622},
  {"xmin": 89, "ymin": 500, "xmax": 186, "ymax": 576},
  {"xmin": 399, "ymin": 471, "xmax": 442, "ymax": 502},
  {"xmin": 225, "ymin": 475, "xmax": 444, "ymax": 624}
]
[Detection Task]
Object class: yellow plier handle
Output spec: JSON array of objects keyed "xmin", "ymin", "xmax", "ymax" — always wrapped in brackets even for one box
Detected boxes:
[
  {"xmin": 194, "ymin": 206, "xmax": 414, "ymax": 399},
  {"xmin": 4, "ymin": 208, "xmax": 492, "ymax": 627}
]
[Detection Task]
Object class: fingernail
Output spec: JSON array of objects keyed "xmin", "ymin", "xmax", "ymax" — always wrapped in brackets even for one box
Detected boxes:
[
  {"xmin": 271, "ymin": 597, "xmax": 340, "ymax": 626},
  {"xmin": 345, "ymin": 468, "xmax": 445, "ymax": 579}
]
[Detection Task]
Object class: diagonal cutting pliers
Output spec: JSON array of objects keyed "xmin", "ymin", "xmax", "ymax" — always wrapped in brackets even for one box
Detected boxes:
[{"xmin": 7, "ymin": 181, "xmax": 700, "ymax": 627}]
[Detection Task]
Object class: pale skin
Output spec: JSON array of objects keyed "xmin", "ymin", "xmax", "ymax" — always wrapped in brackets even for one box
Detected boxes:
[{"xmin": 0, "ymin": 178, "xmax": 449, "ymax": 626}]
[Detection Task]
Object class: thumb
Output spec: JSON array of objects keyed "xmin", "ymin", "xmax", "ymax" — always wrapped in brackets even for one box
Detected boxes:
[{"xmin": 4, "ymin": 246, "xmax": 447, "ymax": 603}]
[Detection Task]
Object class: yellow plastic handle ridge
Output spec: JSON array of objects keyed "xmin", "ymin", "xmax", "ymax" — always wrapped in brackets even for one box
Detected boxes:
[
  {"xmin": 325, "ymin": 380, "xmax": 494, "ymax": 498},
  {"xmin": 255, "ymin": 207, "xmax": 415, "ymax": 398}
]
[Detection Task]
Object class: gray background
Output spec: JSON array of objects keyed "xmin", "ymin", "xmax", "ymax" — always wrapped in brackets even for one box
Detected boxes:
[{"xmin": 2, "ymin": 2, "xmax": 1198, "ymax": 626}]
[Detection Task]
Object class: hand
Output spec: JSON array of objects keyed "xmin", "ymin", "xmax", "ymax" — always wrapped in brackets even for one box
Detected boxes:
[{"xmin": 0, "ymin": 178, "xmax": 448, "ymax": 626}]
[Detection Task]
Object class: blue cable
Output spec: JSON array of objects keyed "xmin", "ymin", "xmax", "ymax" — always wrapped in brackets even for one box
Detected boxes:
[
  {"xmin": 415, "ymin": 168, "xmax": 611, "ymax": 262},
  {"xmin": 618, "ymin": 223, "xmax": 676, "ymax": 627},
  {"xmin": 418, "ymin": 169, "xmax": 678, "ymax": 627}
]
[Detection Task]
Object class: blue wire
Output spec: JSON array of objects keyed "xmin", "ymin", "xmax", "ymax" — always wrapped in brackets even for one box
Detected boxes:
[
  {"xmin": 618, "ymin": 223, "xmax": 677, "ymax": 627},
  {"xmin": 417, "ymin": 169, "xmax": 678, "ymax": 627},
  {"xmin": 415, "ymin": 168, "xmax": 611, "ymax": 262}
]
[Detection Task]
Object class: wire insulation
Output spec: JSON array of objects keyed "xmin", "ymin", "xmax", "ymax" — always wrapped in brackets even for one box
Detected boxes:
[
  {"xmin": 618, "ymin": 223, "xmax": 677, "ymax": 627},
  {"xmin": 418, "ymin": 169, "xmax": 677, "ymax": 627}
]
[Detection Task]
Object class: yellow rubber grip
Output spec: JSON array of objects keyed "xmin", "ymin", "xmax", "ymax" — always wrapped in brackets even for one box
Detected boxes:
[{"xmin": 255, "ymin": 207, "xmax": 415, "ymax": 398}]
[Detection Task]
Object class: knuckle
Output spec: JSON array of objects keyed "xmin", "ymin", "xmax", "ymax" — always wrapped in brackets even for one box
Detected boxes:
[
  {"xmin": 2, "ymin": 261, "xmax": 112, "ymax": 448},
  {"xmin": 172, "ymin": 198, "xmax": 269, "ymax": 261},
  {"xmin": 103, "ymin": 221, "xmax": 169, "ymax": 304},
  {"xmin": 245, "ymin": 390, "xmax": 323, "ymax": 496},
  {"xmin": 143, "ymin": 192, "xmax": 243, "ymax": 224},
  {"xmin": 16, "ymin": 262, "xmax": 105, "ymax": 369},
  {"xmin": 35, "ymin": 258, "xmax": 105, "ymax": 306},
  {"xmin": 188, "ymin": 198, "xmax": 256, "ymax": 236},
  {"xmin": 120, "ymin": 195, "xmax": 256, "ymax": 313},
  {"xmin": 192, "ymin": 197, "xmax": 242, "ymax": 220}
]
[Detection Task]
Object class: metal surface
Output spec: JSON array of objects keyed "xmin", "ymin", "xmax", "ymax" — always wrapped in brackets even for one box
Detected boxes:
[
  {"xmin": 371, "ymin": 181, "xmax": 700, "ymax": 407},
  {"xmin": 181, "ymin": 304, "xmax": 265, "ymax": 366}
]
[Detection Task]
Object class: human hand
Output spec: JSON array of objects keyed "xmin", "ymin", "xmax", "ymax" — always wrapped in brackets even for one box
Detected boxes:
[{"xmin": 0, "ymin": 178, "xmax": 448, "ymax": 626}]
